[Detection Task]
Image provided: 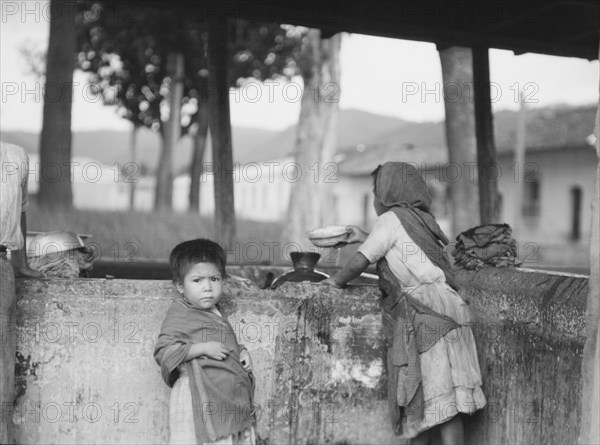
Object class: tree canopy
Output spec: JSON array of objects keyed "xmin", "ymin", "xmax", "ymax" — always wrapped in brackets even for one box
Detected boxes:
[{"xmin": 76, "ymin": 1, "xmax": 306, "ymax": 136}]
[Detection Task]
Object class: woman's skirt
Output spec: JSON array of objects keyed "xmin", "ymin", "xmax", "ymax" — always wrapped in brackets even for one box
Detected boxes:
[{"xmin": 396, "ymin": 282, "xmax": 487, "ymax": 439}]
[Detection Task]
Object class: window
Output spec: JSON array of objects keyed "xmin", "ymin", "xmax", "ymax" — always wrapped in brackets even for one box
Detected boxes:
[
  {"xmin": 571, "ymin": 186, "xmax": 582, "ymax": 241},
  {"xmin": 522, "ymin": 179, "xmax": 540, "ymax": 216}
]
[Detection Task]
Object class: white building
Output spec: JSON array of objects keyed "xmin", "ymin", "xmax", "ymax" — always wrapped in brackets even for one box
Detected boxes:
[{"xmin": 27, "ymin": 154, "xmax": 131, "ymax": 210}]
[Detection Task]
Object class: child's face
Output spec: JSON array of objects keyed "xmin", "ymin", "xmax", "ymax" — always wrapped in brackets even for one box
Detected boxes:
[{"xmin": 176, "ymin": 262, "xmax": 223, "ymax": 310}]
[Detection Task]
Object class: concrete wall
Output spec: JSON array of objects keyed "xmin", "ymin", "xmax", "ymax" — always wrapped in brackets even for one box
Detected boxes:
[{"xmin": 12, "ymin": 266, "xmax": 588, "ymax": 444}]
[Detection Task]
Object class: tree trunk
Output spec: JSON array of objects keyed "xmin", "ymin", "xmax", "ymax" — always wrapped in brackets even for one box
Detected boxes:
[
  {"xmin": 189, "ymin": 82, "xmax": 210, "ymax": 212},
  {"xmin": 207, "ymin": 19, "xmax": 236, "ymax": 246},
  {"xmin": 284, "ymin": 30, "xmax": 341, "ymax": 252},
  {"xmin": 38, "ymin": 0, "xmax": 77, "ymax": 209},
  {"xmin": 439, "ymin": 46, "xmax": 479, "ymax": 238},
  {"xmin": 318, "ymin": 34, "xmax": 341, "ymax": 227},
  {"xmin": 154, "ymin": 52, "xmax": 184, "ymax": 210}
]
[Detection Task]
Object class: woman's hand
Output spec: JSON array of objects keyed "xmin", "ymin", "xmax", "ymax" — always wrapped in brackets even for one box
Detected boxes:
[
  {"xmin": 201, "ymin": 341, "xmax": 230, "ymax": 361},
  {"xmin": 320, "ymin": 277, "xmax": 342, "ymax": 288},
  {"xmin": 240, "ymin": 349, "xmax": 253, "ymax": 372},
  {"xmin": 330, "ymin": 225, "xmax": 368, "ymax": 248},
  {"xmin": 13, "ymin": 264, "xmax": 44, "ymax": 278},
  {"xmin": 344, "ymin": 225, "xmax": 369, "ymax": 244}
]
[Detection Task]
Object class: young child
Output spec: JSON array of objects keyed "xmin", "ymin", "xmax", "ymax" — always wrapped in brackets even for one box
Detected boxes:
[
  {"xmin": 322, "ymin": 162, "xmax": 486, "ymax": 445},
  {"xmin": 154, "ymin": 239, "xmax": 256, "ymax": 445}
]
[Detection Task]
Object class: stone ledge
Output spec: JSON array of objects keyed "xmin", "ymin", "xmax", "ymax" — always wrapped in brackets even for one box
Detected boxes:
[{"xmin": 13, "ymin": 265, "xmax": 588, "ymax": 444}]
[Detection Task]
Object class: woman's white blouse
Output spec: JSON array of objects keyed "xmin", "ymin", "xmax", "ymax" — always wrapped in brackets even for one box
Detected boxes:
[{"xmin": 357, "ymin": 211, "xmax": 446, "ymax": 289}]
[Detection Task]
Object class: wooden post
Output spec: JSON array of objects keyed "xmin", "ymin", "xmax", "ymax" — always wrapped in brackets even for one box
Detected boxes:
[
  {"xmin": 513, "ymin": 91, "xmax": 526, "ymax": 237},
  {"xmin": 472, "ymin": 47, "xmax": 499, "ymax": 224},
  {"xmin": 579, "ymin": 41, "xmax": 600, "ymax": 444},
  {"xmin": 439, "ymin": 46, "xmax": 480, "ymax": 238},
  {"xmin": 207, "ymin": 19, "xmax": 236, "ymax": 246}
]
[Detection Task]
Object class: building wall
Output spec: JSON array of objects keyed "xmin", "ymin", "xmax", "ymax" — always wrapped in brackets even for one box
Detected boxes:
[
  {"xmin": 132, "ymin": 161, "xmax": 294, "ymax": 222},
  {"xmin": 331, "ymin": 176, "xmax": 374, "ymax": 228},
  {"xmin": 13, "ymin": 267, "xmax": 588, "ymax": 444},
  {"xmin": 25, "ymin": 147, "xmax": 598, "ymax": 269},
  {"xmin": 331, "ymin": 173, "xmax": 452, "ymax": 235},
  {"xmin": 330, "ymin": 147, "xmax": 597, "ymax": 269},
  {"xmin": 497, "ymin": 147, "xmax": 597, "ymax": 268},
  {"xmin": 26, "ymin": 155, "xmax": 132, "ymax": 211}
]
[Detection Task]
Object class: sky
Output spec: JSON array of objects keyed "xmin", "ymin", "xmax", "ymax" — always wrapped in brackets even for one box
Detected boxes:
[{"xmin": 1, "ymin": 1, "xmax": 598, "ymax": 133}]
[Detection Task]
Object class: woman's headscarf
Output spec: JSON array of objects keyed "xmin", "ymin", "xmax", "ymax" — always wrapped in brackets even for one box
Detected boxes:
[{"xmin": 372, "ymin": 162, "xmax": 458, "ymax": 290}]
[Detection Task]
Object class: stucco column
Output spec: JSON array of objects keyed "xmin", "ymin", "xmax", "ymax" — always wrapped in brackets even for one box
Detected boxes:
[
  {"xmin": 439, "ymin": 46, "xmax": 480, "ymax": 238},
  {"xmin": 579, "ymin": 69, "xmax": 600, "ymax": 444}
]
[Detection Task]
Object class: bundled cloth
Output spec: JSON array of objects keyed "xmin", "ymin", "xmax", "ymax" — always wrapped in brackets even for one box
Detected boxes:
[
  {"xmin": 29, "ymin": 247, "xmax": 95, "ymax": 278},
  {"xmin": 452, "ymin": 223, "xmax": 521, "ymax": 270},
  {"xmin": 27, "ymin": 231, "xmax": 96, "ymax": 278}
]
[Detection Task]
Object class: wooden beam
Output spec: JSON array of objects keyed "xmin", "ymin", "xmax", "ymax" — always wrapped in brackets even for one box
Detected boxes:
[
  {"xmin": 561, "ymin": 28, "xmax": 600, "ymax": 44},
  {"xmin": 472, "ymin": 47, "xmax": 499, "ymax": 225},
  {"xmin": 204, "ymin": 1, "xmax": 599, "ymax": 60},
  {"xmin": 486, "ymin": 1, "xmax": 559, "ymax": 32},
  {"xmin": 207, "ymin": 19, "xmax": 236, "ymax": 247}
]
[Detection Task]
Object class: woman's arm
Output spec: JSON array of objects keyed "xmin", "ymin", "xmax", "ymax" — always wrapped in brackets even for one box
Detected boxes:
[{"xmin": 323, "ymin": 252, "xmax": 371, "ymax": 287}]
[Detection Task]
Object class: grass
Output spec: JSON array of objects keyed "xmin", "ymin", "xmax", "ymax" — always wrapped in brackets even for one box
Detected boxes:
[{"xmin": 27, "ymin": 203, "xmax": 285, "ymax": 264}]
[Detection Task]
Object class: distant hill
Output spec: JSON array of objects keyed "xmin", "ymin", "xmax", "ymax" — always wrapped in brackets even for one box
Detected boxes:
[
  {"xmin": 2, "ymin": 105, "xmax": 595, "ymax": 172},
  {"xmin": 241, "ymin": 109, "xmax": 411, "ymax": 162},
  {"xmin": 1, "ymin": 126, "xmax": 278, "ymax": 173},
  {"xmin": 238, "ymin": 105, "xmax": 597, "ymax": 162},
  {"xmin": 337, "ymin": 104, "xmax": 597, "ymax": 175},
  {"xmin": 1, "ymin": 109, "xmax": 409, "ymax": 168}
]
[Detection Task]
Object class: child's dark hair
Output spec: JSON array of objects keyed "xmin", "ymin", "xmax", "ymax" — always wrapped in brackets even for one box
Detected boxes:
[{"xmin": 169, "ymin": 238, "xmax": 227, "ymax": 283}]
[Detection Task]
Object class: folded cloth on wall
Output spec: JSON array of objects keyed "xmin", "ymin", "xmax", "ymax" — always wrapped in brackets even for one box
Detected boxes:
[
  {"xmin": 29, "ymin": 247, "xmax": 95, "ymax": 278},
  {"xmin": 452, "ymin": 223, "xmax": 521, "ymax": 271}
]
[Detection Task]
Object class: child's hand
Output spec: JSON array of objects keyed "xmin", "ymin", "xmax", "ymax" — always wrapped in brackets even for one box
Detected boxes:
[
  {"xmin": 202, "ymin": 342, "xmax": 230, "ymax": 360},
  {"xmin": 240, "ymin": 349, "xmax": 253, "ymax": 372}
]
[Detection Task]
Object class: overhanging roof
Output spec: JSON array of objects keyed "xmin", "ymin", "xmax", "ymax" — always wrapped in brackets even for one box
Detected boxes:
[{"xmin": 213, "ymin": 0, "xmax": 599, "ymax": 60}]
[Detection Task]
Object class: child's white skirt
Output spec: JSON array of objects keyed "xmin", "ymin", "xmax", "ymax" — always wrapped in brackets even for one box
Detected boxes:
[{"xmin": 169, "ymin": 373, "xmax": 256, "ymax": 445}]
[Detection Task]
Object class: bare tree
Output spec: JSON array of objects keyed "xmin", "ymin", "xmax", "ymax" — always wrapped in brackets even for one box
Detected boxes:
[
  {"xmin": 38, "ymin": 0, "xmax": 79, "ymax": 209},
  {"xmin": 284, "ymin": 30, "xmax": 342, "ymax": 249}
]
